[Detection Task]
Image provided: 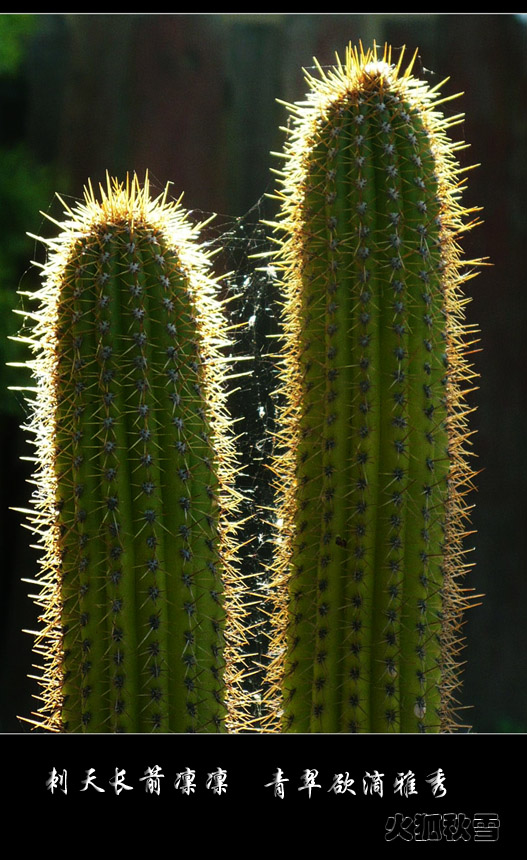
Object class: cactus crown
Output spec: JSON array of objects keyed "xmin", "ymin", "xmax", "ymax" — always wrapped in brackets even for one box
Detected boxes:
[
  {"xmin": 263, "ymin": 43, "xmax": 481, "ymax": 732},
  {"xmin": 17, "ymin": 174, "xmax": 249, "ymax": 732}
]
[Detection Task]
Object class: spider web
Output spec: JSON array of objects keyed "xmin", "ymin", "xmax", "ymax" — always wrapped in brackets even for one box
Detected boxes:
[{"xmin": 190, "ymin": 196, "xmax": 282, "ymax": 724}]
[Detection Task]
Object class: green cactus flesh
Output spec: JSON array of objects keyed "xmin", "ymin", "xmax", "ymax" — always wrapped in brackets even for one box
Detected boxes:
[
  {"xmin": 265, "ymin": 44, "xmax": 480, "ymax": 733},
  {"xmin": 19, "ymin": 175, "xmax": 245, "ymax": 732}
]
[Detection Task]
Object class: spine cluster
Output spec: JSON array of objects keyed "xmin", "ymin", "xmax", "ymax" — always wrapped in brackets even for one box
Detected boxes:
[
  {"xmin": 21, "ymin": 176, "xmax": 245, "ymax": 732},
  {"xmin": 264, "ymin": 44, "xmax": 480, "ymax": 732}
]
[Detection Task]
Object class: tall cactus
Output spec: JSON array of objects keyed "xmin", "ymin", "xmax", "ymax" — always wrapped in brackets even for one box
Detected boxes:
[
  {"xmin": 264, "ymin": 43, "xmax": 480, "ymax": 733},
  {"xmin": 17, "ymin": 174, "xmax": 246, "ymax": 733}
]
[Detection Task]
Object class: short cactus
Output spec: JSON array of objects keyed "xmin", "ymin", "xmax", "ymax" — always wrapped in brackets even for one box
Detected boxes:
[
  {"xmin": 264, "ymin": 43, "xmax": 480, "ymax": 733},
  {"xmin": 17, "ymin": 174, "xmax": 245, "ymax": 732}
]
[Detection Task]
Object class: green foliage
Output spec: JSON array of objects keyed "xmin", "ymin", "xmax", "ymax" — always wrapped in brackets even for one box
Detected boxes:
[{"xmin": 0, "ymin": 14, "xmax": 36, "ymax": 77}]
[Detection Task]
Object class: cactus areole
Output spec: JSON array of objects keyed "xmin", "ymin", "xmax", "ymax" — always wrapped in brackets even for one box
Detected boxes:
[
  {"xmin": 266, "ymin": 44, "xmax": 480, "ymax": 733},
  {"xmin": 19, "ymin": 175, "xmax": 244, "ymax": 732}
]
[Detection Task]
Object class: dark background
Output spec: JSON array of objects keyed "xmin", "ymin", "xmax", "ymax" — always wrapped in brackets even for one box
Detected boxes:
[{"xmin": 0, "ymin": 12, "xmax": 525, "ymax": 737}]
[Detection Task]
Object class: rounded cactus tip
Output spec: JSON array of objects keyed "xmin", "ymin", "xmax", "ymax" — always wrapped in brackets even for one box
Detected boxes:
[{"xmin": 15, "ymin": 171, "xmax": 250, "ymax": 733}]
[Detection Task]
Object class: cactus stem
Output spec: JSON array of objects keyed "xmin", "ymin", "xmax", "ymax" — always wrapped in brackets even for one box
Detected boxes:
[
  {"xmin": 17, "ymin": 173, "xmax": 251, "ymax": 733},
  {"xmin": 263, "ymin": 42, "xmax": 483, "ymax": 733}
]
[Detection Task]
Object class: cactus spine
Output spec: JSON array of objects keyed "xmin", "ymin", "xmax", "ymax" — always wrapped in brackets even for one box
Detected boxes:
[
  {"xmin": 265, "ymin": 43, "xmax": 480, "ymax": 733},
  {"xmin": 19, "ymin": 174, "xmax": 245, "ymax": 733}
]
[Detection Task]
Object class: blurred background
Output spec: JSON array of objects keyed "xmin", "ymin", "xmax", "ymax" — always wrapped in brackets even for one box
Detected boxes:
[{"xmin": 0, "ymin": 13, "xmax": 524, "ymax": 733}]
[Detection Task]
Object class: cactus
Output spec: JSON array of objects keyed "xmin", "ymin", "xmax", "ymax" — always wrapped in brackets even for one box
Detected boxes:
[
  {"xmin": 264, "ymin": 43, "xmax": 480, "ymax": 733},
  {"xmin": 17, "ymin": 174, "xmax": 246, "ymax": 733}
]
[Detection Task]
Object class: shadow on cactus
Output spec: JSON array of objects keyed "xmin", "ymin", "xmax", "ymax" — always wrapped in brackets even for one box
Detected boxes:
[
  {"xmin": 15, "ymin": 174, "xmax": 249, "ymax": 733},
  {"xmin": 263, "ymin": 43, "xmax": 483, "ymax": 733}
]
